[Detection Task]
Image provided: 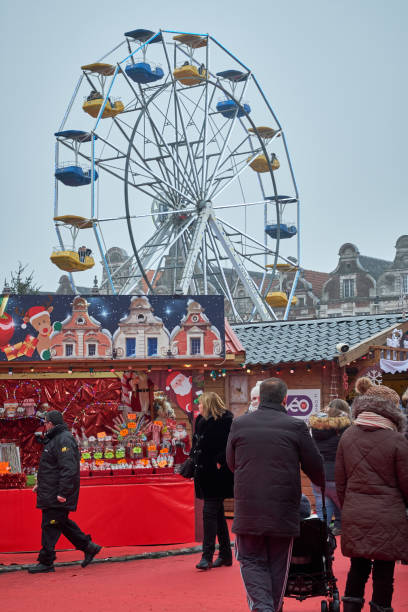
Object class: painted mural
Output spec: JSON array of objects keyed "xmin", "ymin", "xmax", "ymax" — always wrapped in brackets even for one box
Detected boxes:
[{"xmin": 0, "ymin": 294, "xmax": 225, "ymax": 362}]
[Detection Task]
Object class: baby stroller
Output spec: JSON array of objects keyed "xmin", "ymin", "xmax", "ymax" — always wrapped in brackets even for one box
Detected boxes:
[{"xmin": 284, "ymin": 488, "xmax": 340, "ymax": 611}]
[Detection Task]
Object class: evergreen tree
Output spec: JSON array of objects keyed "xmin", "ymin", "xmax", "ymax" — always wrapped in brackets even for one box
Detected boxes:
[{"xmin": 5, "ymin": 262, "xmax": 41, "ymax": 294}]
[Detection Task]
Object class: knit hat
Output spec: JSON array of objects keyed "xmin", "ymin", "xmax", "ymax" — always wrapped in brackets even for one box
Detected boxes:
[
  {"xmin": 45, "ymin": 410, "xmax": 64, "ymax": 425},
  {"xmin": 22, "ymin": 306, "xmax": 49, "ymax": 329},
  {"xmin": 365, "ymin": 384, "xmax": 400, "ymax": 408}
]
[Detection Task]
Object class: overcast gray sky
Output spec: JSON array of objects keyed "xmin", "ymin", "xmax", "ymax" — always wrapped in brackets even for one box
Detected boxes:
[{"xmin": 0, "ymin": 0, "xmax": 406, "ymax": 292}]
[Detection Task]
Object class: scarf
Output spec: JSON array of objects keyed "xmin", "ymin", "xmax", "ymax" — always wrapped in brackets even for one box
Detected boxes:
[{"xmin": 355, "ymin": 411, "xmax": 397, "ymax": 431}]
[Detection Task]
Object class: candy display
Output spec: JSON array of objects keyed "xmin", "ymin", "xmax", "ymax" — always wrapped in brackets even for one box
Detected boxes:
[{"xmin": 0, "ymin": 371, "xmax": 198, "ymax": 486}]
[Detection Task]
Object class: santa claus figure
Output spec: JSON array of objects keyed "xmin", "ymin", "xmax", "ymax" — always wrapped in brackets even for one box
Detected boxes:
[
  {"xmin": 247, "ymin": 381, "xmax": 262, "ymax": 413},
  {"xmin": 166, "ymin": 371, "xmax": 193, "ymax": 414},
  {"xmin": 172, "ymin": 422, "xmax": 191, "ymax": 467}
]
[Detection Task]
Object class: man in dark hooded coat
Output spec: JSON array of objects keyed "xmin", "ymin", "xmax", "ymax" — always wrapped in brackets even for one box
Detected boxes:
[{"xmin": 28, "ymin": 410, "xmax": 101, "ymax": 573}]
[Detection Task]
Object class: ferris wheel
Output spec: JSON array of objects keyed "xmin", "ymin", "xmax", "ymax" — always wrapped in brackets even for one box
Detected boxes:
[{"xmin": 53, "ymin": 29, "xmax": 300, "ymax": 322}]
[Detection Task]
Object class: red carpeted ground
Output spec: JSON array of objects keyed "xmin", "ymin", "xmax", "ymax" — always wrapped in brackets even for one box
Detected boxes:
[{"xmin": 1, "ymin": 539, "xmax": 407, "ymax": 611}]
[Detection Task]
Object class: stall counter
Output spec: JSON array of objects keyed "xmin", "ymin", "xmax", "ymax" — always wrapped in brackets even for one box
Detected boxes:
[{"xmin": 0, "ymin": 474, "xmax": 194, "ymax": 552}]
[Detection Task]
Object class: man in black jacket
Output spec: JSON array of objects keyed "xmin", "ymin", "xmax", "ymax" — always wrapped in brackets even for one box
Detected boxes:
[
  {"xmin": 226, "ymin": 378, "xmax": 325, "ymax": 612},
  {"xmin": 28, "ymin": 410, "xmax": 101, "ymax": 573}
]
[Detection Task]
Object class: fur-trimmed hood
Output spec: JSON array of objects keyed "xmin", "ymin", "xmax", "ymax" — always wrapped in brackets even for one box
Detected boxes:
[
  {"xmin": 308, "ymin": 414, "xmax": 351, "ymax": 431},
  {"xmin": 352, "ymin": 396, "xmax": 406, "ymax": 433}
]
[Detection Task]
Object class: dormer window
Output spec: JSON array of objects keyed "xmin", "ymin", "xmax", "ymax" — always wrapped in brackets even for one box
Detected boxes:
[
  {"xmin": 137, "ymin": 314, "xmax": 145, "ymax": 322},
  {"xmin": 343, "ymin": 279, "xmax": 355, "ymax": 298},
  {"xmin": 76, "ymin": 317, "xmax": 85, "ymax": 325},
  {"xmin": 191, "ymin": 314, "xmax": 199, "ymax": 323}
]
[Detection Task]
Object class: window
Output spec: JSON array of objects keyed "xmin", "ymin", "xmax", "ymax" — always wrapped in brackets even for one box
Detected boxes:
[
  {"xmin": 126, "ymin": 338, "xmax": 136, "ymax": 357},
  {"xmin": 190, "ymin": 337, "xmax": 201, "ymax": 355},
  {"xmin": 343, "ymin": 279, "xmax": 355, "ymax": 298},
  {"xmin": 147, "ymin": 337, "xmax": 158, "ymax": 356},
  {"xmin": 403, "ymin": 274, "xmax": 408, "ymax": 295},
  {"xmin": 65, "ymin": 344, "xmax": 74, "ymax": 357},
  {"xmin": 88, "ymin": 344, "xmax": 96, "ymax": 357}
]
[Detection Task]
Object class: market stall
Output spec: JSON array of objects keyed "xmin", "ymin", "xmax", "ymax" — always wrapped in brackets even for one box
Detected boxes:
[{"xmin": 0, "ymin": 293, "xmax": 228, "ymax": 552}]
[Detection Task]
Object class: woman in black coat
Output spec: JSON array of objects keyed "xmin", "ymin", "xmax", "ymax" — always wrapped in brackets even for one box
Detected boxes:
[{"xmin": 191, "ymin": 392, "xmax": 234, "ymax": 570}]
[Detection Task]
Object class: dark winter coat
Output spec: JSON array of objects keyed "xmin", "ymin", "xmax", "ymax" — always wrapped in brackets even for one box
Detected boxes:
[
  {"xmin": 226, "ymin": 400, "xmax": 325, "ymax": 537},
  {"xmin": 335, "ymin": 396, "xmax": 408, "ymax": 561},
  {"xmin": 309, "ymin": 414, "xmax": 351, "ymax": 481},
  {"xmin": 37, "ymin": 424, "xmax": 81, "ymax": 511},
  {"xmin": 191, "ymin": 411, "xmax": 234, "ymax": 500}
]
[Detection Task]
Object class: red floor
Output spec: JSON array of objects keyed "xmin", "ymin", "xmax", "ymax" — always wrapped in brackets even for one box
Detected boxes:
[{"xmin": 1, "ymin": 539, "xmax": 407, "ymax": 611}]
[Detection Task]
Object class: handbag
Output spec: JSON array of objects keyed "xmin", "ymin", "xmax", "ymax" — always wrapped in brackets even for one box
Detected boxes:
[{"xmin": 179, "ymin": 457, "xmax": 195, "ymax": 479}]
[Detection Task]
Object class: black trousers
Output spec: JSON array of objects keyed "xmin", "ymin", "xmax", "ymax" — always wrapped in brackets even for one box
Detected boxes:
[
  {"xmin": 345, "ymin": 557, "xmax": 395, "ymax": 607},
  {"xmin": 235, "ymin": 534, "xmax": 293, "ymax": 612},
  {"xmin": 202, "ymin": 498, "xmax": 231, "ymax": 561},
  {"xmin": 38, "ymin": 508, "xmax": 91, "ymax": 566}
]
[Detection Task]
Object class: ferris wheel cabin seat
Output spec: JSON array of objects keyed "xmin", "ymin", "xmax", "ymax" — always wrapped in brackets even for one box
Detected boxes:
[
  {"xmin": 249, "ymin": 153, "xmax": 280, "ymax": 173},
  {"xmin": 173, "ymin": 64, "xmax": 207, "ymax": 85},
  {"xmin": 216, "ymin": 99, "xmax": 251, "ymax": 119},
  {"xmin": 266, "ymin": 291, "xmax": 298, "ymax": 308},
  {"xmin": 55, "ymin": 164, "xmax": 98, "ymax": 187},
  {"xmin": 265, "ymin": 223, "xmax": 297, "ymax": 239},
  {"xmin": 125, "ymin": 62, "xmax": 164, "ymax": 84},
  {"xmin": 50, "ymin": 250, "xmax": 95, "ymax": 272},
  {"xmin": 82, "ymin": 97, "xmax": 124, "ymax": 119}
]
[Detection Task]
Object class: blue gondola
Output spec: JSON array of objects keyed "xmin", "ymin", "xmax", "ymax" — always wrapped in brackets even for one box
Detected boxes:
[
  {"xmin": 266, "ymin": 194, "xmax": 297, "ymax": 204},
  {"xmin": 265, "ymin": 223, "xmax": 297, "ymax": 239},
  {"xmin": 124, "ymin": 29, "xmax": 163, "ymax": 43},
  {"xmin": 125, "ymin": 62, "xmax": 164, "ymax": 84},
  {"xmin": 55, "ymin": 166, "xmax": 98, "ymax": 187},
  {"xmin": 54, "ymin": 130, "xmax": 97, "ymax": 143},
  {"xmin": 216, "ymin": 69, "xmax": 248, "ymax": 82},
  {"xmin": 216, "ymin": 99, "xmax": 251, "ymax": 119}
]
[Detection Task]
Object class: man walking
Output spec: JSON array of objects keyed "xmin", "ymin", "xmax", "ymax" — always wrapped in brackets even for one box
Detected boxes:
[
  {"xmin": 226, "ymin": 378, "xmax": 325, "ymax": 612},
  {"xmin": 28, "ymin": 410, "xmax": 101, "ymax": 573}
]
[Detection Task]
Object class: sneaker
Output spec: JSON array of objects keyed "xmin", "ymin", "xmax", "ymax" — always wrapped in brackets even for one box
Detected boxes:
[
  {"xmin": 332, "ymin": 527, "xmax": 342, "ymax": 536},
  {"xmin": 28, "ymin": 563, "xmax": 55, "ymax": 574},
  {"xmin": 81, "ymin": 542, "xmax": 102, "ymax": 568}
]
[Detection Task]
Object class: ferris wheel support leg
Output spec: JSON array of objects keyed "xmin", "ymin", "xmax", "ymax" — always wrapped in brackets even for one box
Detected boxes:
[
  {"xmin": 209, "ymin": 216, "xmax": 276, "ymax": 322},
  {"xmin": 93, "ymin": 224, "xmax": 116, "ymax": 295},
  {"xmin": 178, "ymin": 209, "xmax": 210, "ymax": 294},
  {"xmin": 283, "ymin": 268, "xmax": 301, "ymax": 321}
]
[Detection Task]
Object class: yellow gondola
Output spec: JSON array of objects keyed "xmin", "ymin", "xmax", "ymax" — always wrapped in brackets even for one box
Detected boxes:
[
  {"xmin": 50, "ymin": 250, "xmax": 95, "ymax": 272},
  {"xmin": 173, "ymin": 64, "xmax": 207, "ymax": 86},
  {"xmin": 173, "ymin": 34, "xmax": 207, "ymax": 48},
  {"xmin": 266, "ymin": 263, "xmax": 297, "ymax": 272},
  {"xmin": 81, "ymin": 63, "xmax": 115, "ymax": 76},
  {"xmin": 82, "ymin": 98, "xmax": 124, "ymax": 119},
  {"xmin": 248, "ymin": 154, "xmax": 280, "ymax": 173},
  {"xmin": 53, "ymin": 215, "xmax": 94, "ymax": 229},
  {"xmin": 266, "ymin": 292, "xmax": 298, "ymax": 308},
  {"xmin": 248, "ymin": 126, "xmax": 279, "ymax": 139}
]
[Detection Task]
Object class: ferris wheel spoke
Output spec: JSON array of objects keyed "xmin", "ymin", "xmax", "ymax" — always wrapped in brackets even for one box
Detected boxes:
[
  {"xmin": 204, "ymin": 76, "xmax": 251, "ymax": 198},
  {"xmin": 110, "ymin": 120, "xmax": 179, "ymax": 204}
]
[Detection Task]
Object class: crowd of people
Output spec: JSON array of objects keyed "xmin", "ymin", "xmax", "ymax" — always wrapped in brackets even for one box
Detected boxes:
[
  {"xmin": 190, "ymin": 378, "xmax": 408, "ymax": 612},
  {"xmin": 27, "ymin": 377, "xmax": 408, "ymax": 612}
]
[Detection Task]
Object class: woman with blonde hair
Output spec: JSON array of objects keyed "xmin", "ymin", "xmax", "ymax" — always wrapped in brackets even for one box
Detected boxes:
[
  {"xmin": 308, "ymin": 398, "xmax": 352, "ymax": 535},
  {"xmin": 191, "ymin": 392, "xmax": 234, "ymax": 570}
]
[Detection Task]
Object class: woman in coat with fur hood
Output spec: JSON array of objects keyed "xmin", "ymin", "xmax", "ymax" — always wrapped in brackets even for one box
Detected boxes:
[
  {"xmin": 308, "ymin": 399, "xmax": 351, "ymax": 535},
  {"xmin": 335, "ymin": 384, "xmax": 408, "ymax": 612}
]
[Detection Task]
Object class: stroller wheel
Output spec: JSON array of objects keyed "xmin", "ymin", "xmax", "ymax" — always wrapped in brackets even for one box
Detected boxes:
[{"xmin": 321, "ymin": 602, "xmax": 328, "ymax": 612}]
